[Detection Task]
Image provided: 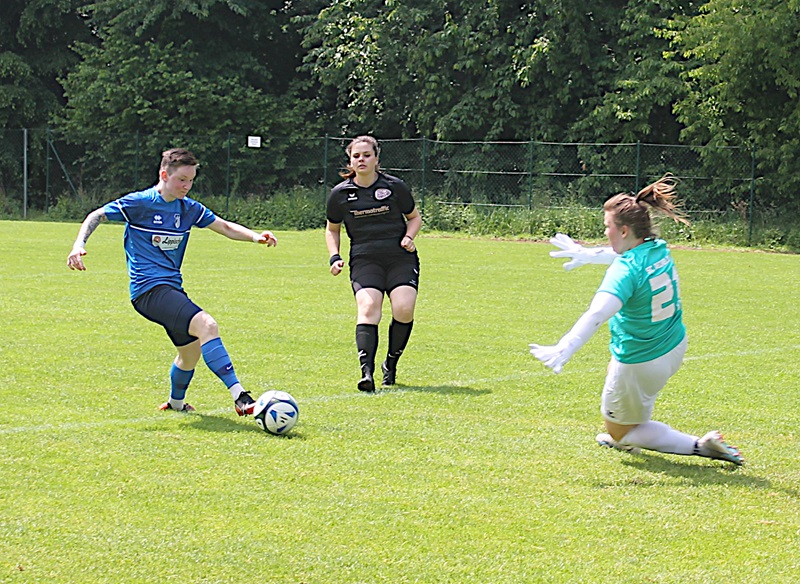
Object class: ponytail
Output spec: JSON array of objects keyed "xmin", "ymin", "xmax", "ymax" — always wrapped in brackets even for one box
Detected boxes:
[{"xmin": 604, "ymin": 173, "xmax": 689, "ymax": 239}]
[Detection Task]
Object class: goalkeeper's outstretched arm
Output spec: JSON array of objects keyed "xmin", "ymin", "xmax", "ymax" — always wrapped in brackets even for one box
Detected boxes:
[
  {"xmin": 529, "ymin": 292, "xmax": 622, "ymax": 373},
  {"xmin": 549, "ymin": 233, "xmax": 618, "ymax": 271}
]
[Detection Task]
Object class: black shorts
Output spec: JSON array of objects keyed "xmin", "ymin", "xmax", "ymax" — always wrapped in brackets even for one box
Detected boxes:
[
  {"xmin": 349, "ymin": 252, "xmax": 420, "ymax": 295},
  {"xmin": 132, "ymin": 284, "xmax": 203, "ymax": 347}
]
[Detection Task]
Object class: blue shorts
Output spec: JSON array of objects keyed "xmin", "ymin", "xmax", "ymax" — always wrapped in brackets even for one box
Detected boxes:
[
  {"xmin": 132, "ymin": 284, "xmax": 203, "ymax": 347},
  {"xmin": 349, "ymin": 252, "xmax": 420, "ymax": 295}
]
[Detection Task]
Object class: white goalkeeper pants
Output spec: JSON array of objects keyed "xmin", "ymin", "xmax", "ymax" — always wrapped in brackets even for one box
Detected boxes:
[{"xmin": 600, "ymin": 335, "xmax": 688, "ymax": 426}]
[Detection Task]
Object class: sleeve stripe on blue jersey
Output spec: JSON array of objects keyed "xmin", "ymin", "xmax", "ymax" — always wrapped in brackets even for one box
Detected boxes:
[{"xmin": 116, "ymin": 203, "xmax": 130, "ymax": 223}]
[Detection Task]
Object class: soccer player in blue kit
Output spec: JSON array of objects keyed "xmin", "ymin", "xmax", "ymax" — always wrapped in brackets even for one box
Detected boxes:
[
  {"xmin": 325, "ymin": 136, "xmax": 422, "ymax": 392},
  {"xmin": 529, "ymin": 175, "xmax": 743, "ymax": 465},
  {"xmin": 67, "ymin": 148, "xmax": 277, "ymax": 415}
]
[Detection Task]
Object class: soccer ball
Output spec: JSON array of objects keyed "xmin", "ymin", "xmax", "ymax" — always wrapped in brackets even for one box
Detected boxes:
[{"xmin": 253, "ymin": 390, "xmax": 299, "ymax": 435}]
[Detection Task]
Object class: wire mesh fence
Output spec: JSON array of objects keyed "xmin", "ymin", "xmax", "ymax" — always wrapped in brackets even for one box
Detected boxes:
[{"xmin": 1, "ymin": 130, "xmax": 755, "ymax": 220}]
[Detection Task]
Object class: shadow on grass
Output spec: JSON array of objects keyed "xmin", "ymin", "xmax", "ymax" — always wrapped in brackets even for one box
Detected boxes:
[
  {"xmin": 379, "ymin": 384, "xmax": 490, "ymax": 396},
  {"xmin": 595, "ymin": 451, "xmax": 800, "ymax": 496},
  {"xmin": 185, "ymin": 414, "xmax": 306, "ymax": 440}
]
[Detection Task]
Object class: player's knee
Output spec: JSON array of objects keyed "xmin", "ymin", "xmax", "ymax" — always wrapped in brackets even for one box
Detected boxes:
[
  {"xmin": 191, "ymin": 311, "xmax": 219, "ymax": 338},
  {"xmin": 605, "ymin": 421, "xmax": 636, "ymax": 442},
  {"xmin": 392, "ymin": 305, "xmax": 414, "ymax": 322},
  {"xmin": 356, "ymin": 299, "xmax": 381, "ymax": 319},
  {"xmin": 357, "ymin": 307, "xmax": 381, "ymax": 323},
  {"xmin": 390, "ymin": 295, "xmax": 416, "ymax": 321}
]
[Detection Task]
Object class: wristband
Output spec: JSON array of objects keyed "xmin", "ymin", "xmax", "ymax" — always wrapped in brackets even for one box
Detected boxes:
[
  {"xmin": 329, "ymin": 254, "xmax": 342, "ymax": 266},
  {"xmin": 404, "ymin": 235, "xmax": 414, "ymax": 241}
]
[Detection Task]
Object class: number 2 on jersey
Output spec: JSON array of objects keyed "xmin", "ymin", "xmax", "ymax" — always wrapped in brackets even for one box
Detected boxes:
[{"xmin": 649, "ymin": 268, "xmax": 679, "ymax": 322}]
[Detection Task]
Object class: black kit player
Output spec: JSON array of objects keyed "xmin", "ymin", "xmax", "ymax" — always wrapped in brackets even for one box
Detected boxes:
[{"xmin": 325, "ymin": 136, "xmax": 422, "ymax": 392}]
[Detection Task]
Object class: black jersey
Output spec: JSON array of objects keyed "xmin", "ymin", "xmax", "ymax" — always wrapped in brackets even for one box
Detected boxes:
[{"xmin": 327, "ymin": 173, "xmax": 417, "ymax": 257}]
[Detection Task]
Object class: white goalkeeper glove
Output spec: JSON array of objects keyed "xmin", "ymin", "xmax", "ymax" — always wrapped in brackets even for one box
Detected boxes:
[
  {"xmin": 549, "ymin": 233, "xmax": 618, "ymax": 271},
  {"xmin": 529, "ymin": 334, "xmax": 583, "ymax": 374},
  {"xmin": 528, "ymin": 343, "xmax": 570, "ymax": 374}
]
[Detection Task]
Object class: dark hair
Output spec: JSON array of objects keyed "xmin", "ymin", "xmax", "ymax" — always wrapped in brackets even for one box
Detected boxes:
[
  {"xmin": 160, "ymin": 148, "xmax": 199, "ymax": 174},
  {"xmin": 339, "ymin": 136, "xmax": 380, "ymax": 179},
  {"xmin": 603, "ymin": 173, "xmax": 690, "ymax": 239}
]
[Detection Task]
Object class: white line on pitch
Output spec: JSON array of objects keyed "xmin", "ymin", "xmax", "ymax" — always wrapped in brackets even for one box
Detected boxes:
[{"xmin": 1, "ymin": 344, "xmax": 798, "ymax": 435}]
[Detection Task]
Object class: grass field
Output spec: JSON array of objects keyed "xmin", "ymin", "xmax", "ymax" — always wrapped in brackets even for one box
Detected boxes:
[{"xmin": 1, "ymin": 220, "xmax": 799, "ymax": 583}]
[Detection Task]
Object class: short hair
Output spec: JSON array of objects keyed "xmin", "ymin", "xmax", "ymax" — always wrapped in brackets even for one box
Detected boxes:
[{"xmin": 160, "ymin": 148, "xmax": 199, "ymax": 174}]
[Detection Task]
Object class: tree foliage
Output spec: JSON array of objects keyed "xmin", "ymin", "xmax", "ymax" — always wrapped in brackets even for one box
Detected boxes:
[
  {"xmin": 0, "ymin": 0, "xmax": 91, "ymax": 127},
  {"xmin": 300, "ymin": 0, "xmax": 634, "ymax": 140},
  {"xmin": 59, "ymin": 0, "xmax": 311, "ymax": 138},
  {"xmin": 54, "ymin": 0, "xmax": 318, "ymax": 193},
  {"xmin": 1, "ymin": 0, "xmax": 800, "ymax": 208},
  {"xmin": 670, "ymin": 0, "xmax": 800, "ymax": 204},
  {"xmin": 575, "ymin": 0, "xmax": 698, "ymax": 143}
]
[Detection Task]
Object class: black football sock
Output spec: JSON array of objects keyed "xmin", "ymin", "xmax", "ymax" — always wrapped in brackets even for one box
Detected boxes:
[
  {"xmin": 386, "ymin": 319, "xmax": 414, "ymax": 368},
  {"xmin": 356, "ymin": 323, "xmax": 379, "ymax": 375}
]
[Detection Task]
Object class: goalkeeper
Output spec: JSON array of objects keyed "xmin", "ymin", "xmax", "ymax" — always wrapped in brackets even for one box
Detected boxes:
[{"xmin": 529, "ymin": 175, "xmax": 743, "ymax": 465}]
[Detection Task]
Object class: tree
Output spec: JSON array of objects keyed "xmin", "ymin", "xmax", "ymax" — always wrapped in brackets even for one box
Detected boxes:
[
  {"xmin": 0, "ymin": 0, "xmax": 91, "ymax": 129},
  {"xmin": 56, "ymin": 0, "xmax": 319, "ymax": 194},
  {"xmin": 0, "ymin": 0, "xmax": 94, "ymax": 202},
  {"xmin": 574, "ymin": 0, "xmax": 699, "ymax": 144},
  {"xmin": 670, "ymin": 0, "xmax": 800, "ymax": 206},
  {"xmin": 300, "ymin": 0, "xmax": 629, "ymax": 141}
]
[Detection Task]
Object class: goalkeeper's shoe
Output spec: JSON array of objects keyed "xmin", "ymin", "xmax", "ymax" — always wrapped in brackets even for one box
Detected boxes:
[
  {"xmin": 234, "ymin": 391, "xmax": 256, "ymax": 416},
  {"xmin": 696, "ymin": 431, "xmax": 744, "ymax": 466},
  {"xmin": 596, "ymin": 433, "xmax": 641, "ymax": 454},
  {"xmin": 159, "ymin": 401, "xmax": 195, "ymax": 412},
  {"xmin": 381, "ymin": 360, "xmax": 396, "ymax": 386}
]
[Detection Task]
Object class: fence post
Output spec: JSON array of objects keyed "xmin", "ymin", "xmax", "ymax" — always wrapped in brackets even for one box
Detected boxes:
[
  {"xmin": 748, "ymin": 143, "xmax": 756, "ymax": 246},
  {"xmin": 420, "ymin": 136, "xmax": 427, "ymax": 212},
  {"xmin": 527, "ymin": 140, "xmax": 535, "ymax": 210},
  {"xmin": 134, "ymin": 131, "xmax": 140, "ymax": 189},
  {"xmin": 635, "ymin": 141, "xmax": 641, "ymax": 192},
  {"xmin": 46, "ymin": 128, "xmax": 51, "ymax": 210},
  {"xmin": 23, "ymin": 129, "xmax": 28, "ymax": 218},
  {"xmin": 323, "ymin": 134, "xmax": 329, "ymax": 205},
  {"xmin": 225, "ymin": 133, "xmax": 231, "ymax": 214}
]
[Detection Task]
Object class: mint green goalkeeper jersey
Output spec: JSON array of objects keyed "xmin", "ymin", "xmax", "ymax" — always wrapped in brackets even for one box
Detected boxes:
[{"xmin": 597, "ymin": 238, "xmax": 686, "ymax": 364}]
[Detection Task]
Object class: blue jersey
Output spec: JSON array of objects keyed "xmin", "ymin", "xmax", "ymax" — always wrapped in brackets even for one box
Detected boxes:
[
  {"xmin": 596, "ymin": 239, "xmax": 686, "ymax": 364},
  {"xmin": 102, "ymin": 187, "xmax": 216, "ymax": 300}
]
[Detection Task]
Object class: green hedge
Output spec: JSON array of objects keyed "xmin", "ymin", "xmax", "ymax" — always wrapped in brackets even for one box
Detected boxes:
[{"xmin": 8, "ymin": 187, "xmax": 798, "ymax": 253}]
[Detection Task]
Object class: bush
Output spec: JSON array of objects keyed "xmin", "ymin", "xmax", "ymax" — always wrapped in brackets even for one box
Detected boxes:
[
  {"xmin": 422, "ymin": 201, "xmax": 605, "ymax": 241},
  {"xmin": 15, "ymin": 185, "xmax": 328, "ymax": 231},
  {"xmin": 198, "ymin": 186, "xmax": 326, "ymax": 231},
  {"xmin": 6, "ymin": 187, "xmax": 799, "ymax": 253},
  {"xmin": 45, "ymin": 190, "xmax": 105, "ymax": 222},
  {"xmin": 421, "ymin": 200, "xmax": 798, "ymax": 252}
]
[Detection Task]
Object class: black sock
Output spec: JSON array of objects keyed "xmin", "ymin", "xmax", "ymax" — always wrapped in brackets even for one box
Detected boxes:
[
  {"xmin": 386, "ymin": 319, "xmax": 414, "ymax": 368},
  {"xmin": 356, "ymin": 324, "xmax": 379, "ymax": 374}
]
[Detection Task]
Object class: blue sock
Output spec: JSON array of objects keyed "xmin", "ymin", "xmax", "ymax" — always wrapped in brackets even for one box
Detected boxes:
[
  {"xmin": 201, "ymin": 338, "xmax": 240, "ymax": 388},
  {"xmin": 170, "ymin": 364, "xmax": 195, "ymax": 400}
]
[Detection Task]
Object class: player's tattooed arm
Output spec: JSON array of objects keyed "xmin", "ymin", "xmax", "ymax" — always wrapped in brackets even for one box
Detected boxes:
[
  {"xmin": 67, "ymin": 209, "xmax": 107, "ymax": 270},
  {"xmin": 74, "ymin": 208, "xmax": 107, "ymax": 248}
]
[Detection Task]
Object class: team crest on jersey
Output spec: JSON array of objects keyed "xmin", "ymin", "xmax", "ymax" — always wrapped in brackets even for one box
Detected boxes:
[
  {"xmin": 173, "ymin": 214, "xmax": 181, "ymax": 229},
  {"xmin": 153, "ymin": 214, "xmax": 163, "ymax": 225},
  {"xmin": 374, "ymin": 188, "xmax": 391, "ymax": 201},
  {"xmin": 152, "ymin": 234, "xmax": 183, "ymax": 251}
]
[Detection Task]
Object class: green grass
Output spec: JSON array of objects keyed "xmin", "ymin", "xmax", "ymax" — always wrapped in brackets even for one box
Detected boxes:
[{"xmin": 1, "ymin": 220, "xmax": 799, "ymax": 583}]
